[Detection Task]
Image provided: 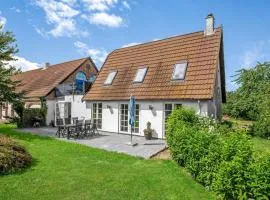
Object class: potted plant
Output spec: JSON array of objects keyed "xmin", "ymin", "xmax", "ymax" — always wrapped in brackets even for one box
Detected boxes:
[{"xmin": 144, "ymin": 121, "xmax": 153, "ymax": 140}]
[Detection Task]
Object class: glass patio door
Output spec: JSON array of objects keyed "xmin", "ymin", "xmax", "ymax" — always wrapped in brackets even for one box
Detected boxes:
[
  {"xmin": 92, "ymin": 103, "xmax": 102, "ymax": 129},
  {"xmin": 55, "ymin": 102, "xmax": 71, "ymax": 125},
  {"xmin": 120, "ymin": 104, "xmax": 129, "ymax": 132}
]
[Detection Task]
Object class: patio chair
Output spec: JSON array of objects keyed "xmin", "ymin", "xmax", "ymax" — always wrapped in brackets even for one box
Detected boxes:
[
  {"xmin": 72, "ymin": 117, "xmax": 78, "ymax": 124},
  {"xmin": 56, "ymin": 119, "xmax": 66, "ymax": 137},
  {"xmin": 91, "ymin": 123, "xmax": 99, "ymax": 136},
  {"xmin": 68, "ymin": 120, "xmax": 84, "ymax": 138},
  {"xmin": 84, "ymin": 119, "xmax": 91, "ymax": 124},
  {"xmin": 83, "ymin": 120, "xmax": 92, "ymax": 137}
]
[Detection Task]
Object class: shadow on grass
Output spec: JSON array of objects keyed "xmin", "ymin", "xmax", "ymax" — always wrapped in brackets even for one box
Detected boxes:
[{"xmin": 1, "ymin": 157, "xmax": 39, "ymax": 176}]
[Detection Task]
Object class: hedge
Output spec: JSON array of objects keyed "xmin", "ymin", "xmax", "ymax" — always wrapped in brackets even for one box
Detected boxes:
[
  {"xmin": 166, "ymin": 108, "xmax": 270, "ymax": 199},
  {"xmin": 0, "ymin": 134, "xmax": 32, "ymax": 175}
]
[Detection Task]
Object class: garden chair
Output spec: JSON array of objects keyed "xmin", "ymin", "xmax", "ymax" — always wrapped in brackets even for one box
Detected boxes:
[
  {"xmin": 72, "ymin": 117, "xmax": 78, "ymax": 124},
  {"xmin": 83, "ymin": 120, "xmax": 92, "ymax": 137},
  {"xmin": 56, "ymin": 119, "xmax": 66, "ymax": 137}
]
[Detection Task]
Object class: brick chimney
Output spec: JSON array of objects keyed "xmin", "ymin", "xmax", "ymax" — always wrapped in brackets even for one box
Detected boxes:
[{"xmin": 205, "ymin": 13, "xmax": 215, "ymax": 36}]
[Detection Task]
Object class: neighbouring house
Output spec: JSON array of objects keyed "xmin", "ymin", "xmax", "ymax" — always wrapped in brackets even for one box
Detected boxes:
[
  {"xmin": 83, "ymin": 14, "xmax": 226, "ymax": 139},
  {"xmin": 7, "ymin": 57, "xmax": 98, "ymax": 125}
]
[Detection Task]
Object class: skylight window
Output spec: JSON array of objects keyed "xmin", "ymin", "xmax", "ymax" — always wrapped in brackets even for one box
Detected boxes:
[
  {"xmin": 133, "ymin": 67, "xmax": 148, "ymax": 83},
  {"xmin": 172, "ymin": 61, "xmax": 188, "ymax": 80},
  {"xmin": 104, "ymin": 71, "xmax": 117, "ymax": 85}
]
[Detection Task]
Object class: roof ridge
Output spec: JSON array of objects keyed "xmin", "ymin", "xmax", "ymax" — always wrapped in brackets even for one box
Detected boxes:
[
  {"xmin": 45, "ymin": 57, "xmax": 88, "ymax": 68},
  {"xmin": 117, "ymin": 27, "xmax": 222, "ymax": 51}
]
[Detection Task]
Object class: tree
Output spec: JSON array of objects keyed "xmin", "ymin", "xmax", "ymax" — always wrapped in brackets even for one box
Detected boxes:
[
  {"xmin": 223, "ymin": 62, "xmax": 270, "ymax": 120},
  {"xmin": 0, "ymin": 25, "xmax": 21, "ymax": 103}
]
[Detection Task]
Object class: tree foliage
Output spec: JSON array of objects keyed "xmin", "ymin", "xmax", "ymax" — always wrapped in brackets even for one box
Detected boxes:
[
  {"xmin": 223, "ymin": 62, "xmax": 270, "ymax": 121},
  {"xmin": 0, "ymin": 25, "xmax": 21, "ymax": 103},
  {"xmin": 166, "ymin": 107, "xmax": 270, "ymax": 199}
]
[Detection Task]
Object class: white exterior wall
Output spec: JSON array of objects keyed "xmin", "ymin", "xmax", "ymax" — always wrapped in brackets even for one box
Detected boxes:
[
  {"xmin": 207, "ymin": 57, "xmax": 222, "ymax": 120},
  {"xmin": 64, "ymin": 95, "xmax": 91, "ymax": 121},
  {"xmin": 101, "ymin": 102, "xmax": 119, "ymax": 133},
  {"xmin": 46, "ymin": 95, "xmax": 91, "ymax": 125},
  {"xmin": 88, "ymin": 100, "xmax": 210, "ymax": 139}
]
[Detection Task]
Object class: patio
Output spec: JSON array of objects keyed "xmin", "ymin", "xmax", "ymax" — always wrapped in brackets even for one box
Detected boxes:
[{"xmin": 17, "ymin": 127, "xmax": 167, "ymax": 159}]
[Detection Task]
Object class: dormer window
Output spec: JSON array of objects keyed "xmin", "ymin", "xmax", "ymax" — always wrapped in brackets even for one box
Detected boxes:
[
  {"xmin": 133, "ymin": 67, "xmax": 148, "ymax": 83},
  {"xmin": 104, "ymin": 71, "xmax": 117, "ymax": 85},
  {"xmin": 172, "ymin": 61, "xmax": 188, "ymax": 80}
]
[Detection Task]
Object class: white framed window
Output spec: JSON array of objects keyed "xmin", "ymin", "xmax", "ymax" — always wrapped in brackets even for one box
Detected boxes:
[
  {"xmin": 120, "ymin": 104, "xmax": 129, "ymax": 132},
  {"xmin": 164, "ymin": 103, "xmax": 182, "ymax": 135},
  {"xmin": 93, "ymin": 103, "xmax": 102, "ymax": 129},
  {"xmin": 104, "ymin": 71, "xmax": 117, "ymax": 85},
  {"xmin": 131, "ymin": 104, "xmax": 140, "ymax": 133},
  {"xmin": 133, "ymin": 67, "xmax": 148, "ymax": 83},
  {"xmin": 172, "ymin": 61, "xmax": 188, "ymax": 80}
]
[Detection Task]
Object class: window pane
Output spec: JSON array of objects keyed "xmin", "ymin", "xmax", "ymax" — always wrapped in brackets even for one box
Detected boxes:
[
  {"xmin": 174, "ymin": 104, "xmax": 182, "ymax": 109},
  {"xmin": 172, "ymin": 62, "xmax": 187, "ymax": 80},
  {"xmin": 104, "ymin": 71, "xmax": 117, "ymax": 85},
  {"xmin": 120, "ymin": 104, "xmax": 129, "ymax": 132},
  {"xmin": 93, "ymin": 103, "xmax": 102, "ymax": 129},
  {"xmin": 165, "ymin": 104, "xmax": 172, "ymax": 111},
  {"xmin": 133, "ymin": 67, "xmax": 148, "ymax": 83}
]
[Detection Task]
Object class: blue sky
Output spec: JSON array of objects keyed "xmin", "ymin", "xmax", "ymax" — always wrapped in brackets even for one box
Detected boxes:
[{"xmin": 1, "ymin": 0, "xmax": 270, "ymax": 91}]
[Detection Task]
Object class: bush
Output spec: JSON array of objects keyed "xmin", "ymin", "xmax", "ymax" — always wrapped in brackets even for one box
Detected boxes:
[
  {"xmin": 251, "ymin": 99, "xmax": 270, "ymax": 138},
  {"xmin": 0, "ymin": 134, "xmax": 32, "ymax": 175},
  {"xmin": 22, "ymin": 108, "xmax": 46, "ymax": 127},
  {"xmin": 166, "ymin": 107, "xmax": 270, "ymax": 199}
]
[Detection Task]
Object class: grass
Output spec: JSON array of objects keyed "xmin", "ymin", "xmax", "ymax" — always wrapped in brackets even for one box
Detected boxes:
[
  {"xmin": 224, "ymin": 117, "xmax": 270, "ymax": 153},
  {"xmin": 252, "ymin": 137, "xmax": 270, "ymax": 153},
  {"xmin": 0, "ymin": 124, "xmax": 215, "ymax": 200}
]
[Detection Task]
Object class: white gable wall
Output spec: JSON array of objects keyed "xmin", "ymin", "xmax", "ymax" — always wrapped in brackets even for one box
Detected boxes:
[
  {"xmin": 207, "ymin": 57, "xmax": 223, "ymax": 120},
  {"xmin": 46, "ymin": 95, "xmax": 91, "ymax": 126}
]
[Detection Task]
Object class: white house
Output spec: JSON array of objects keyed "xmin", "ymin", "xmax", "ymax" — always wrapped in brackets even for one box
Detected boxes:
[
  {"xmin": 83, "ymin": 14, "xmax": 226, "ymax": 139},
  {"xmin": 10, "ymin": 57, "xmax": 98, "ymax": 126}
]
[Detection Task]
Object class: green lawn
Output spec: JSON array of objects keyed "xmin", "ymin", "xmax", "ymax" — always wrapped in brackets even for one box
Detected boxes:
[
  {"xmin": 0, "ymin": 124, "xmax": 214, "ymax": 200},
  {"xmin": 252, "ymin": 136, "xmax": 270, "ymax": 153}
]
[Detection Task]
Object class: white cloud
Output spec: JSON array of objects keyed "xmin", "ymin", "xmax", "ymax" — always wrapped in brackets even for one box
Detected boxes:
[
  {"xmin": 60, "ymin": 0, "xmax": 77, "ymax": 6},
  {"xmin": 8, "ymin": 56, "xmax": 41, "ymax": 71},
  {"xmin": 82, "ymin": 0, "xmax": 118, "ymax": 11},
  {"xmin": 10, "ymin": 7, "xmax": 21, "ymax": 13},
  {"xmin": 35, "ymin": 0, "xmax": 81, "ymax": 37},
  {"xmin": 84, "ymin": 12, "xmax": 123, "ymax": 27},
  {"xmin": 121, "ymin": 42, "xmax": 140, "ymax": 48},
  {"xmin": 0, "ymin": 12, "xmax": 7, "ymax": 28},
  {"xmin": 122, "ymin": 1, "xmax": 130, "ymax": 9},
  {"xmin": 74, "ymin": 41, "xmax": 108, "ymax": 67},
  {"xmin": 240, "ymin": 40, "xmax": 270, "ymax": 68},
  {"xmin": 34, "ymin": 0, "xmax": 131, "ymax": 37}
]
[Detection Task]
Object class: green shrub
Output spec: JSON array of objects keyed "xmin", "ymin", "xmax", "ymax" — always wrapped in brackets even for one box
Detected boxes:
[
  {"xmin": 166, "ymin": 107, "xmax": 270, "ymax": 199},
  {"xmin": 246, "ymin": 153, "xmax": 270, "ymax": 199},
  {"xmin": 22, "ymin": 108, "xmax": 46, "ymax": 127},
  {"xmin": 252, "ymin": 99, "xmax": 270, "ymax": 138},
  {"xmin": 0, "ymin": 134, "xmax": 32, "ymax": 175}
]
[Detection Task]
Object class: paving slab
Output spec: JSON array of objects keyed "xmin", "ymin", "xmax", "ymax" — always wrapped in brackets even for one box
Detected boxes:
[{"xmin": 17, "ymin": 127, "xmax": 167, "ymax": 159}]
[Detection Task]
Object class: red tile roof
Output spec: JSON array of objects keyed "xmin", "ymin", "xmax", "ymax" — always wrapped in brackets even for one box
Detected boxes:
[
  {"xmin": 84, "ymin": 27, "xmax": 225, "ymax": 101},
  {"xmin": 12, "ymin": 57, "xmax": 89, "ymax": 99}
]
